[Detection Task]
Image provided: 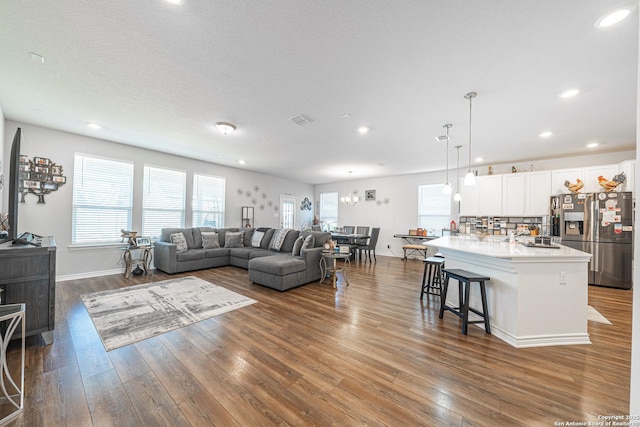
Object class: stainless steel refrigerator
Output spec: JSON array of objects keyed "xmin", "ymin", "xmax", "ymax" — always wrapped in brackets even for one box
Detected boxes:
[{"xmin": 550, "ymin": 192, "xmax": 633, "ymax": 289}]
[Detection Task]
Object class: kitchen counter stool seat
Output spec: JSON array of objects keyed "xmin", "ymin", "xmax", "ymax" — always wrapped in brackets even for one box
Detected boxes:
[
  {"xmin": 421, "ymin": 257, "xmax": 445, "ymax": 299},
  {"xmin": 439, "ymin": 268, "xmax": 491, "ymax": 335}
]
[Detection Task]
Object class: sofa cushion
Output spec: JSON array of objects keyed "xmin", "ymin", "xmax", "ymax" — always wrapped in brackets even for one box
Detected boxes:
[
  {"xmin": 243, "ymin": 228, "xmax": 255, "ymax": 247},
  {"xmin": 292, "ymin": 236, "xmax": 304, "ymax": 256},
  {"xmin": 213, "ymin": 228, "xmax": 240, "ymax": 247},
  {"xmin": 204, "ymin": 248, "xmax": 230, "ymax": 258},
  {"xmin": 301, "ymin": 234, "xmax": 314, "ymax": 250},
  {"xmin": 269, "ymin": 229, "xmax": 290, "ymax": 251},
  {"xmin": 201, "ymin": 232, "xmax": 220, "ymax": 249},
  {"xmin": 260, "ymin": 229, "xmax": 275, "ymax": 249},
  {"xmin": 300, "ymin": 231, "xmax": 331, "ymax": 248},
  {"xmin": 251, "ymin": 230, "xmax": 265, "ymax": 248},
  {"xmin": 193, "ymin": 227, "xmax": 215, "ymax": 248},
  {"xmin": 280, "ymin": 230, "xmax": 300, "ymax": 253},
  {"xmin": 249, "ymin": 255, "xmax": 306, "ymax": 276},
  {"xmin": 225, "ymin": 231, "xmax": 244, "ymax": 248},
  {"xmin": 170, "ymin": 232, "xmax": 188, "ymax": 253},
  {"xmin": 177, "ymin": 249, "xmax": 205, "ymax": 261},
  {"xmin": 162, "ymin": 228, "xmax": 196, "ymax": 248}
]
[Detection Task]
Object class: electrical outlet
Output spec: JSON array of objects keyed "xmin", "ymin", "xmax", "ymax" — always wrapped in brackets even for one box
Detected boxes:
[
  {"xmin": 559, "ymin": 271, "xmax": 567, "ymax": 284},
  {"xmin": 387, "ymin": 244, "xmax": 391, "ymax": 249}
]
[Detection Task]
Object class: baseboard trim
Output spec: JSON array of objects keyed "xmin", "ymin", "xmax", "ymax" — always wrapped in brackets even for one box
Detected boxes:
[{"xmin": 57, "ymin": 269, "xmax": 124, "ymax": 282}]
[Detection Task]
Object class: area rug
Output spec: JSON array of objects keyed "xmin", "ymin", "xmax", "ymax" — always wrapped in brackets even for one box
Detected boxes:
[
  {"xmin": 587, "ymin": 305, "xmax": 612, "ymax": 325},
  {"xmin": 81, "ymin": 276, "xmax": 257, "ymax": 351}
]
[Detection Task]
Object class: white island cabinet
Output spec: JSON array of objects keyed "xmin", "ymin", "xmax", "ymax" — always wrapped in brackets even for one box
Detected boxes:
[{"xmin": 425, "ymin": 236, "xmax": 592, "ymax": 348}]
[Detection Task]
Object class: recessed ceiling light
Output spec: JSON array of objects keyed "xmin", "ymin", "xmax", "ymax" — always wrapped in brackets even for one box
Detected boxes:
[
  {"xmin": 539, "ymin": 131, "xmax": 553, "ymax": 138},
  {"xmin": 474, "ymin": 157, "xmax": 483, "ymax": 163},
  {"xmin": 87, "ymin": 122, "xmax": 101, "ymax": 130},
  {"xmin": 559, "ymin": 89, "xmax": 580, "ymax": 99},
  {"xmin": 215, "ymin": 122, "xmax": 236, "ymax": 135},
  {"xmin": 595, "ymin": 9, "xmax": 630, "ymax": 28},
  {"xmin": 341, "ymin": 114, "xmax": 352, "ymax": 119},
  {"xmin": 165, "ymin": 0, "xmax": 184, "ymax": 4},
  {"xmin": 238, "ymin": 159, "xmax": 246, "ymax": 165},
  {"xmin": 587, "ymin": 142, "xmax": 599, "ymax": 148},
  {"xmin": 358, "ymin": 126, "xmax": 370, "ymax": 134},
  {"xmin": 29, "ymin": 52, "xmax": 45, "ymax": 64}
]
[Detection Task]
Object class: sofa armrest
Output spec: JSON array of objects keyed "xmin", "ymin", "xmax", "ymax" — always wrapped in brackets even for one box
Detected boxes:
[
  {"xmin": 300, "ymin": 246, "xmax": 324, "ymax": 280},
  {"xmin": 154, "ymin": 241, "xmax": 178, "ymax": 273}
]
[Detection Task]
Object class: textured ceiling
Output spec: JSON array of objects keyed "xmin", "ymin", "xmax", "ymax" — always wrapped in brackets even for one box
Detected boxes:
[{"xmin": 0, "ymin": 1, "xmax": 637, "ymax": 184}]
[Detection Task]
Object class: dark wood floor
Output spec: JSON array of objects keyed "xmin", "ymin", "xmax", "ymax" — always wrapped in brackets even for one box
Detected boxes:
[{"xmin": 5, "ymin": 255, "xmax": 632, "ymax": 426}]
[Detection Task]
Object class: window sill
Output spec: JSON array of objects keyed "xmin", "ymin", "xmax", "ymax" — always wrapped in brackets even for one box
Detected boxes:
[{"xmin": 68, "ymin": 242, "xmax": 126, "ymax": 251}]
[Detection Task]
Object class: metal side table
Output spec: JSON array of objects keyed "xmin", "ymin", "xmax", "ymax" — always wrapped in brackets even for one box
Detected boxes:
[
  {"xmin": 0, "ymin": 303, "xmax": 25, "ymax": 425},
  {"xmin": 319, "ymin": 252, "xmax": 351, "ymax": 288}
]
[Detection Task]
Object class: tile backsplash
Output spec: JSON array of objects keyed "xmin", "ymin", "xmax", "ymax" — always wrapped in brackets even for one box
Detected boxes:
[{"xmin": 459, "ymin": 216, "xmax": 550, "ymax": 236}]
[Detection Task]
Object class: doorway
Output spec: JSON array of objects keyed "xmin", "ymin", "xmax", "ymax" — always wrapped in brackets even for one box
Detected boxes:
[{"xmin": 280, "ymin": 195, "xmax": 297, "ymax": 229}]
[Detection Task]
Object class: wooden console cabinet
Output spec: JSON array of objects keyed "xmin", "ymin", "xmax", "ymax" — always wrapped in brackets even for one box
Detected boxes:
[{"xmin": 0, "ymin": 236, "xmax": 56, "ymax": 344}]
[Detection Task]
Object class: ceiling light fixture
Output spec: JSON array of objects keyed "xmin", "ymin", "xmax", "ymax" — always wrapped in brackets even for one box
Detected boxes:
[
  {"xmin": 587, "ymin": 142, "xmax": 599, "ymax": 148},
  {"xmin": 340, "ymin": 171, "xmax": 359, "ymax": 205},
  {"xmin": 358, "ymin": 126, "xmax": 370, "ymax": 134},
  {"xmin": 165, "ymin": 0, "xmax": 184, "ymax": 5},
  {"xmin": 87, "ymin": 122, "xmax": 101, "ymax": 130},
  {"xmin": 454, "ymin": 145, "xmax": 462, "ymax": 202},
  {"xmin": 238, "ymin": 159, "xmax": 246, "ymax": 165},
  {"xmin": 539, "ymin": 131, "xmax": 553, "ymax": 138},
  {"xmin": 464, "ymin": 91, "xmax": 477, "ymax": 186},
  {"xmin": 595, "ymin": 8, "xmax": 630, "ymax": 28},
  {"xmin": 216, "ymin": 122, "xmax": 236, "ymax": 135},
  {"xmin": 559, "ymin": 89, "xmax": 580, "ymax": 99},
  {"xmin": 437, "ymin": 124, "xmax": 453, "ymax": 195}
]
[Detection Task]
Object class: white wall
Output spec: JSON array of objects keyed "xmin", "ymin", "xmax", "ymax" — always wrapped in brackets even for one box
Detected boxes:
[
  {"xmin": 3, "ymin": 121, "xmax": 314, "ymax": 279},
  {"xmin": 315, "ymin": 150, "xmax": 635, "ymax": 258},
  {"xmin": 0, "ymin": 104, "xmax": 5, "ymax": 212}
]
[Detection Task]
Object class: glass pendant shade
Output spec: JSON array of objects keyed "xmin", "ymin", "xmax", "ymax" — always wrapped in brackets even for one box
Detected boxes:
[
  {"xmin": 464, "ymin": 171, "xmax": 476, "ymax": 186},
  {"xmin": 442, "ymin": 182, "xmax": 452, "ymax": 194},
  {"xmin": 453, "ymin": 192, "xmax": 461, "ymax": 201}
]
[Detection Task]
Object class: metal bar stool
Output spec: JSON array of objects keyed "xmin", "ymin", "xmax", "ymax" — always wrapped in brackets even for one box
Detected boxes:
[
  {"xmin": 438, "ymin": 268, "xmax": 491, "ymax": 335},
  {"xmin": 420, "ymin": 257, "xmax": 445, "ymax": 299}
]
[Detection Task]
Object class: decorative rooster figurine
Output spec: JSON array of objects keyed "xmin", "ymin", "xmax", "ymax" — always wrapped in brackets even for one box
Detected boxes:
[
  {"xmin": 598, "ymin": 172, "xmax": 626, "ymax": 192},
  {"xmin": 564, "ymin": 178, "xmax": 584, "ymax": 193}
]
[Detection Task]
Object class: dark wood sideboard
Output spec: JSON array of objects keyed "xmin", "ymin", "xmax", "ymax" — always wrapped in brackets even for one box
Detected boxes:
[{"xmin": 0, "ymin": 236, "xmax": 56, "ymax": 344}]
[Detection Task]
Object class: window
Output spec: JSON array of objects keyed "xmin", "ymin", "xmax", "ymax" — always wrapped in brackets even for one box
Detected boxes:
[
  {"xmin": 72, "ymin": 154, "xmax": 134, "ymax": 244},
  {"xmin": 319, "ymin": 192, "xmax": 338, "ymax": 231},
  {"xmin": 192, "ymin": 173, "xmax": 225, "ymax": 228},
  {"xmin": 143, "ymin": 166, "xmax": 186, "ymax": 239},
  {"xmin": 418, "ymin": 184, "xmax": 451, "ymax": 236}
]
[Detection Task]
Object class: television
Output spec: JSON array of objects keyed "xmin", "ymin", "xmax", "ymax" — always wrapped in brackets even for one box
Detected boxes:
[{"xmin": 1, "ymin": 127, "xmax": 40, "ymax": 246}]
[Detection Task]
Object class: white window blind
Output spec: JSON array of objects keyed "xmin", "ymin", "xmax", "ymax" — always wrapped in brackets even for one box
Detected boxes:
[
  {"xmin": 143, "ymin": 166, "xmax": 186, "ymax": 238},
  {"xmin": 319, "ymin": 192, "xmax": 338, "ymax": 231},
  {"xmin": 192, "ymin": 173, "xmax": 225, "ymax": 228},
  {"xmin": 72, "ymin": 154, "xmax": 134, "ymax": 244},
  {"xmin": 418, "ymin": 184, "xmax": 451, "ymax": 236}
]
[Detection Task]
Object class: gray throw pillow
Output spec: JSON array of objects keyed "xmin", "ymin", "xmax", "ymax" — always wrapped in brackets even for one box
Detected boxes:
[
  {"xmin": 252, "ymin": 230, "xmax": 265, "ymax": 248},
  {"xmin": 170, "ymin": 232, "xmax": 188, "ymax": 253},
  {"xmin": 201, "ymin": 232, "xmax": 220, "ymax": 249},
  {"xmin": 302, "ymin": 234, "xmax": 314, "ymax": 250},
  {"xmin": 225, "ymin": 231, "xmax": 244, "ymax": 248},
  {"xmin": 292, "ymin": 236, "xmax": 304, "ymax": 256}
]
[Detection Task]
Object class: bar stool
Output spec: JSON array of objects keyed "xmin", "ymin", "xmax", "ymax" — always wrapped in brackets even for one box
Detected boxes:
[
  {"xmin": 438, "ymin": 268, "xmax": 491, "ymax": 335},
  {"xmin": 421, "ymin": 257, "xmax": 445, "ymax": 299}
]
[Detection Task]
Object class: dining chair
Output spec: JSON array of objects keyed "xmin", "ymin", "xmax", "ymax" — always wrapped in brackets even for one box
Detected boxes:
[
  {"xmin": 357, "ymin": 227, "xmax": 380, "ymax": 262},
  {"xmin": 354, "ymin": 226, "xmax": 370, "ymax": 248}
]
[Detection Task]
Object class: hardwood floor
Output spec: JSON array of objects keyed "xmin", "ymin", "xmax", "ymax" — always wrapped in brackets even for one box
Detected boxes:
[{"xmin": 6, "ymin": 255, "xmax": 632, "ymax": 426}]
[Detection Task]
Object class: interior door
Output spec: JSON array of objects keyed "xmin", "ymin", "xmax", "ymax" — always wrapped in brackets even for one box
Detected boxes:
[{"xmin": 280, "ymin": 195, "xmax": 297, "ymax": 229}]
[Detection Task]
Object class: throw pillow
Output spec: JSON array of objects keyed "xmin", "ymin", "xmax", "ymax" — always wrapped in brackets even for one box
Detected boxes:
[
  {"xmin": 302, "ymin": 234, "xmax": 315, "ymax": 250},
  {"xmin": 201, "ymin": 232, "xmax": 220, "ymax": 249},
  {"xmin": 170, "ymin": 232, "xmax": 188, "ymax": 253},
  {"xmin": 252, "ymin": 230, "xmax": 265, "ymax": 248},
  {"xmin": 269, "ymin": 228, "xmax": 290, "ymax": 251},
  {"xmin": 292, "ymin": 236, "xmax": 304, "ymax": 256},
  {"xmin": 225, "ymin": 231, "xmax": 244, "ymax": 248}
]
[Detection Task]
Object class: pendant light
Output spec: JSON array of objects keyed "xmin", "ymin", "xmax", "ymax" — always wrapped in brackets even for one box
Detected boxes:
[
  {"xmin": 438, "ymin": 124, "xmax": 453, "ymax": 194},
  {"xmin": 454, "ymin": 145, "xmax": 462, "ymax": 201},
  {"xmin": 464, "ymin": 91, "xmax": 477, "ymax": 186}
]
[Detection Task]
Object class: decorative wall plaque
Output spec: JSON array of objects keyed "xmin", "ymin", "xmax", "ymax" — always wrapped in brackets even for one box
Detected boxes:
[{"xmin": 19, "ymin": 156, "xmax": 66, "ymax": 203}]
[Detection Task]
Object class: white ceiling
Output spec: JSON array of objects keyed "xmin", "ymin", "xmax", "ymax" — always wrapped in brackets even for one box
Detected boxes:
[{"xmin": 0, "ymin": 1, "xmax": 637, "ymax": 184}]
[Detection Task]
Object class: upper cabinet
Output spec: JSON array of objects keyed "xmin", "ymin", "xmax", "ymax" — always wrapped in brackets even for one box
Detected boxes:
[
  {"xmin": 583, "ymin": 164, "xmax": 619, "ymax": 193},
  {"xmin": 502, "ymin": 171, "xmax": 550, "ymax": 216},
  {"xmin": 460, "ymin": 175, "xmax": 502, "ymax": 216},
  {"xmin": 617, "ymin": 160, "xmax": 635, "ymax": 193},
  {"xmin": 550, "ymin": 168, "xmax": 583, "ymax": 194}
]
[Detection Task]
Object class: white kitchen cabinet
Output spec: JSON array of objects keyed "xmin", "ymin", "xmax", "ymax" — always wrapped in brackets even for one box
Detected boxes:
[
  {"xmin": 550, "ymin": 168, "xmax": 583, "ymax": 194},
  {"xmin": 502, "ymin": 174, "xmax": 525, "ymax": 216},
  {"xmin": 460, "ymin": 175, "xmax": 502, "ymax": 216},
  {"xmin": 502, "ymin": 171, "xmax": 550, "ymax": 216},
  {"xmin": 583, "ymin": 164, "xmax": 618, "ymax": 193},
  {"xmin": 525, "ymin": 171, "xmax": 551, "ymax": 215}
]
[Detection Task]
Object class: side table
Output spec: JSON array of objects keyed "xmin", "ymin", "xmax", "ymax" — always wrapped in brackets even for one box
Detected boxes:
[
  {"xmin": 319, "ymin": 252, "xmax": 351, "ymax": 288},
  {"xmin": 122, "ymin": 246, "xmax": 153, "ymax": 279},
  {"xmin": 0, "ymin": 303, "xmax": 25, "ymax": 425}
]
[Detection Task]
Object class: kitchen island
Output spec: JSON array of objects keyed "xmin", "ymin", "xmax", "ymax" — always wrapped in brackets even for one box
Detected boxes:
[{"xmin": 425, "ymin": 235, "xmax": 592, "ymax": 348}]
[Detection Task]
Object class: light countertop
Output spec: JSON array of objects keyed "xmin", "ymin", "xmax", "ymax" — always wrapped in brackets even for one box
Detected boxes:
[{"xmin": 425, "ymin": 236, "xmax": 591, "ymax": 260}]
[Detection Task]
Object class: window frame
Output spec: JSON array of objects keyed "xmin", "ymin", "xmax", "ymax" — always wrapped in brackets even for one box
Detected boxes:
[
  {"xmin": 142, "ymin": 164, "xmax": 187, "ymax": 239},
  {"xmin": 192, "ymin": 173, "xmax": 226, "ymax": 229}
]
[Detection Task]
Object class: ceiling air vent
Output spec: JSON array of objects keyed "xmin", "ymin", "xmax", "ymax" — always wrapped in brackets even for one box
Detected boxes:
[{"xmin": 290, "ymin": 114, "xmax": 314, "ymax": 126}]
